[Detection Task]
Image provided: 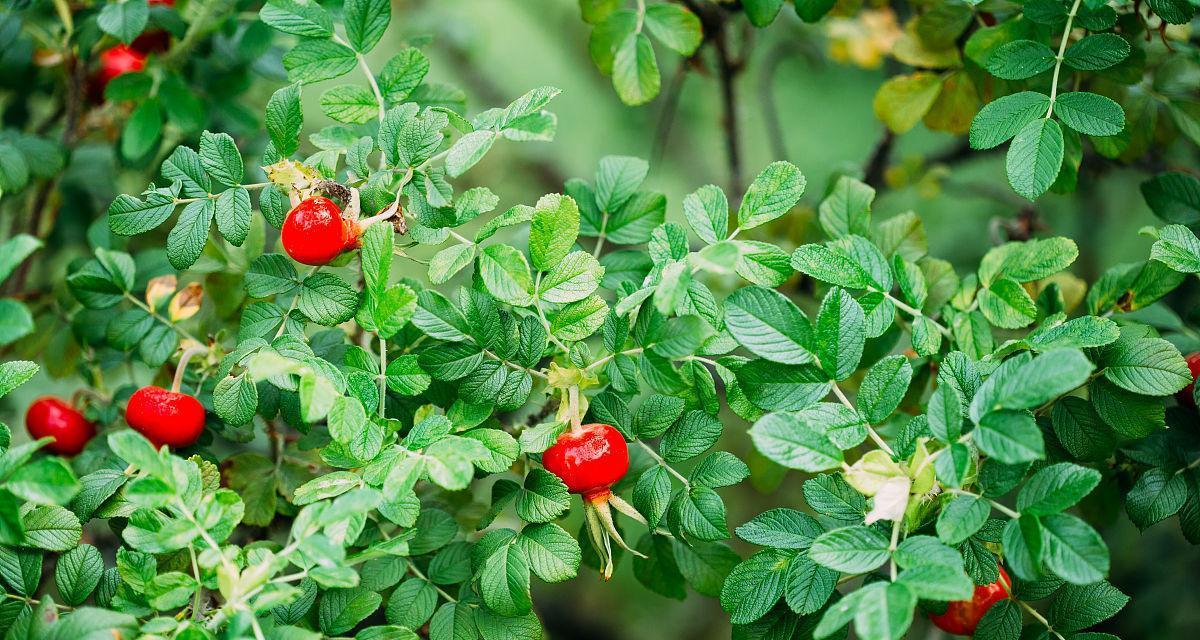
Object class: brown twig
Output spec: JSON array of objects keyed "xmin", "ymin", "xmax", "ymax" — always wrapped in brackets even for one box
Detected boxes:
[{"xmin": 862, "ymin": 130, "xmax": 897, "ymax": 189}]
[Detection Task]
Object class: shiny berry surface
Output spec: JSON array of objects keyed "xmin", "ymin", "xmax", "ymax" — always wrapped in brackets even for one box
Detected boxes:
[
  {"xmin": 280, "ymin": 197, "xmax": 359, "ymax": 265},
  {"xmin": 543, "ymin": 423, "xmax": 629, "ymax": 500},
  {"xmin": 1175, "ymin": 352, "xmax": 1200, "ymax": 407},
  {"xmin": 96, "ymin": 45, "xmax": 146, "ymax": 87},
  {"xmin": 25, "ymin": 397, "xmax": 95, "ymax": 456},
  {"xmin": 125, "ymin": 386, "xmax": 206, "ymax": 449},
  {"xmin": 928, "ymin": 567, "xmax": 1011, "ymax": 635}
]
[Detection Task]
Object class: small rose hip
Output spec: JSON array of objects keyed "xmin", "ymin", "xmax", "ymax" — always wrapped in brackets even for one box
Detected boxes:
[
  {"xmin": 1175, "ymin": 352, "xmax": 1200, "ymax": 408},
  {"xmin": 280, "ymin": 196, "xmax": 362, "ymax": 266},
  {"xmin": 25, "ymin": 397, "xmax": 96, "ymax": 456},
  {"xmin": 928, "ymin": 566, "xmax": 1011, "ymax": 635},
  {"xmin": 96, "ymin": 45, "xmax": 146, "ymax": 89},
  {"xmin": 543, "ymin": 423, "xmax": 629, "ymax": 501},
  {"xmin": 125, "ymin": 386, "xmax": 206, "ymax": 449}
]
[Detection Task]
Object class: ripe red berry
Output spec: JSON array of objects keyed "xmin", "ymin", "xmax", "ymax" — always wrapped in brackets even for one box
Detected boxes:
[
  {"xmin": 125, "ymin": 386, "xmax": 206, "ymax": 449},
  {"xmin": 148, "ymin": 0, "xmax": 175, "ymax": 5},
  {"xmin": 96, "ymin": 45, "xmax": 146, "ymax": 88},
  {"xmin": 1175, "ymin": 352, "xmax": 1200, "ymax": 407},
  {"xmin": 25, "ymin": 397, "xmax": 96, "ymax": 456},
  {"xmin": 543, "ymin": 423, "xmax": 629, "ymax": 501},
  {"xmin": 280, "ymin": 197, "xmax": 362, "ymax": 266},
  {"xmin": 928, "ymin": 566, "xmax": 1011, "ymax": 635}
]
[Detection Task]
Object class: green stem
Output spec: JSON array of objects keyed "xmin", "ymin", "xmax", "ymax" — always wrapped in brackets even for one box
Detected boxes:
[
  {"xmin": 637, "ymin": 440, "xmax": 690, "ymax": 488},
  {"xmin": 125, "ymin": 292, "xmax": 204, "ymax": 345},
  {"xmin": 1046, "ymin": 0, "xmax": 1084, "ymax": 119}
]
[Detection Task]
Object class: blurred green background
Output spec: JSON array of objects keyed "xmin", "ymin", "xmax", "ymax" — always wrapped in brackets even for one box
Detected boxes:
[{"xmin": 4, "ymin": 0, "xmax": 1197, "ymax": 637}]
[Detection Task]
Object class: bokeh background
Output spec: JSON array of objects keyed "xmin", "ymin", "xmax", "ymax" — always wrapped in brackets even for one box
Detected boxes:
[{"xmin": 3, "ymin": 0, "xmax": 1198, "ymax": 638}]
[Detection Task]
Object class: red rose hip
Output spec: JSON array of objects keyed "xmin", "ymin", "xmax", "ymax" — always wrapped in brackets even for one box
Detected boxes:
[
  {"xmin": 1176, "ymin": 352, "xmax": 1200, "ymax": 407},
  {"xmin": 96, "ymin": 45, "xmax": 146, "ymax": 87},
  {"xmin": 280, "ymin": 197, "xmax": 361, "ymax": 266},
  {"xmin": 125, "ymin": 386, "xmax": 206, "ymax": 449},
  {"xmin": 543, "ymin": 423, "xmax": 629, "ymax": 501},
  {"xmin": 25, "ymin": 397, "xmax": 96, "ymax": 456},
  {"xmin": 928, "ymin": 566, "xmax": 1011, "ymax": 635}
]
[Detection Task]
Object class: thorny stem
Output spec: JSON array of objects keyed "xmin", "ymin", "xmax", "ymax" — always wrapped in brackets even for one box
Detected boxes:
[{"xmin": 1046, "ymin": 0, "xmax": 1084, "ymax": 119}]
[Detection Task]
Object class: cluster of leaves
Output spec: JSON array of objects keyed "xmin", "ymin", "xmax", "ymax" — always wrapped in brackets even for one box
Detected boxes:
[
  {"xmin": 578, "ymin": 0, "xmax": 704, "ymax": 105},
  {"xmin": 571, "ymin": 1, "xmax": 1199, "ymax": 203}
]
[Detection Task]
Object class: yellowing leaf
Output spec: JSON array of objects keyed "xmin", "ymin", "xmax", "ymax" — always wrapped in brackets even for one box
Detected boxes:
[
  {"xmin": 145, "ymin": 274, "xmax": 177, "ymax": 309},
  {"xmin": 874, "ymin": 72, "xmax": 943, "ymax": 134},
  {"xmin": 168, "ymin": 282, "xmax": 204, "ymax": 321}
]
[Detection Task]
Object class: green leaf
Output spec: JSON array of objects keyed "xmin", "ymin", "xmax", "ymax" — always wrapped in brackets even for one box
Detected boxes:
[
  {"xmin": 54, "ymin": 544, "xmax": 104, "ymax": 606},
  {"xmin": 429, "ymin": 243, "xmax": 476, "ymax": 285},
  {"xmin": 266, "ymin": 84, "xmax": 303, "ymax": 157},
  {"xmin": 538, "ymin": 251, "xmax": 602, "ymax": 304},
  {"xmin": 1041, "ymin": 513, "xmax": 1109, "ymax": 585},
  {"xmin": 550, "ymin": 294, "xmax": 608, "ymax": 342},
  {"xmin": 198, "ymin": 131, "xmax": 243, "ymax": 187},
  {"xmin": 97, "ymin": 0, "xmax": 149, "ymax": 44},
  {"xmin": 719, "ymin": 549, "xmax": 789, "ymax": 625},
  {"xmin": 818, "ymin": 176, "xmax": 873, "ymax": 239},
  {"xmin": 975, "ymin": 410, "xmax": 1043, "ymax": 464},
  {"xmin": 7, "ymin": 457, "xmax": 79, "ymax": 505},
  {"xmin": 344, "ymin": 0, "xmax": 390, "ymax": 53},
  {"xmin": 683, "ymin": 184, "xmax": 729, "ymax": 244},
  {"xmin": 529, "ymin": 193, "xmax": 580, "ymax": 272},
  {"xmin": 735, "ymin": 508, "xmax": 824, "ymax": 549},
  {"xmin": 970, "ymin": 92, "xmax": 1051, "ymax": 150},
  {"xmin": 22, "ymin": 506, "xmax": 82, "ymax": 551},
  {"xmin": 1141, "ymin": 172, "xmax": 1200, "ymax": 224},
  {"xmin": 1054, "ymin": 92, "xmax": 1124, "ymax": 136},
  {"xmin": 319, "ymin": 588, "xmax": 382, "ymax": 635},
  {"xmin": 1006, "ymin": 117, "xmax": 1064, "ymax": 200},
  {"xmin": 809, "ymin": 526, "xmax": 890, "ymax": 573},
  {"xmin": 978, "ymin": 277, "xmax": 1037, "ymax": 329},
  {"xmin": 936, "ymin": 496, "xmax": 989, "ymax": 545},
  {"xmin": 857, "ymin": 355, "xmax": 912, "ymax": 423},
  {"xmin": 299, "ymin": 273, "xmax": 359, "ymax": 325},
  {"xmin": 897, "ymin": 564, "xmax": 974, "ymax": 601},
  {"xmin": 985, "ymin": 40, "xmax": 1056, "ymax": 80},
  {"xmin": 1102, "ymin": 337, "xmax": 1190, "ymax": 396},
  {"xmin": 246, "ymin": 253, "xmax": 300, "ymax": 298},
  {"xmin": 1017, "ymin": 463, "xmax": 1101, "ymax": 516},
  {"xmin": 380, "ymin": 48, "xmax": 430, "ymax": 104},
  {"xmin": 166, "ymin": 200, "xmax": 214, "ymax": 270},
  {"xmin": 750, "ymin": 412, "xmax": 842, "ymax": 472},
  {"xmin": 517, "ymin": 523, "xmax": 580, "ymax": 583},
  {"xmin": 815, "ymin": 288, "xmax": 866, "ymax": 381},
  {"xmin": 479, "ymin": 244, "xmax": 535, "ymax": 307},
  {"xmin": 1049, "ymin": 581, "xmax": 1128, "ymax": 633},
  {"xmin": 1125, "ymin": 467, "xmax": 1188, "ymax": 531},
  {"xmin": 445, "ymin": 130, "xmax": 496, "ymax": 177},
  {"xmin": 120, "ymin": 99, "xmax": 161, "ymax": 160},
  {"xmin": 515, "ymin": 469, "xmax": 569, "ymax": 523},
  {"xmin": 724, "ymin": 286, "xmax": 815, "ymax": 365},
  {"xmin": 320, "ymin": 85, "xmax": 379, "ymax": 124},
  {"xmin": 480, "ymin": 542, "xmax": 531, "ymax": 616},
  {"xmin": 1151, "ymin": 224, "xmax": 1200, "ymax": 273},
  {"xmin": 612, "ymin": 32, "xmax": 659, "ymax": 105},
  {"xmin": 283, "ymin": 39, "xmax": 358, "ymax": 84},
  {"xmin": 1063, "ymin": 33, "xmax": 1130, "ymax": 71},
  {"xmin": 215, "ymin": 187, "xmax": 251, "ymax": 247},
  {"xmin": 738, "ymin": 161, "xmax": 806, "ymax": 231},
  {"xmin": 260, "ymin": 0, "xmax": 334, "ymax": 38},
  {"xmin": 643, "ymin": 4, "xmax": 702, "ymax": 55},
  {"xmin": 783, "ymin": 553, "xmax": 838, "ymax": 615},
  {"xmin": 0, "ymin": 235, "xmax": 42, "ymax": 285}
]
